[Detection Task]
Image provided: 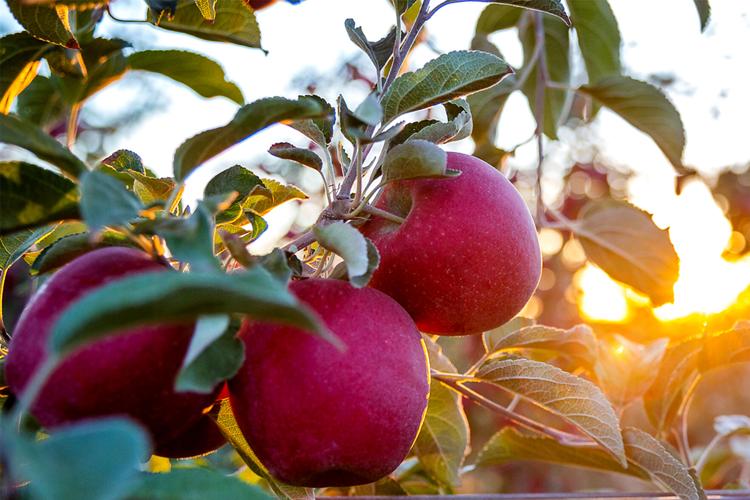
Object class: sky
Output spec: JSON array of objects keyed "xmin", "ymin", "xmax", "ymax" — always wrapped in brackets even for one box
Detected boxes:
[{"xmin": 2, "ymin": 0, "xmax": 750, "ymax": 253}]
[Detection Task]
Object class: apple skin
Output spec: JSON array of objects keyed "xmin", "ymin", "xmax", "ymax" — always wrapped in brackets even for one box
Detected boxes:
[
  {"xmin": 228, "ymin": 278, "xmax": 429, "ymax": 487},
  {"xmin": 4, "ymin": 247, "xmax": 224, "ymax": 458},
  {"xmin": 153, "ymin": 415, "xmax": 226, "ymax": 459},
  {"xmin": 360, "ymin": 152, "xmax": 541, "ymax": 335}
]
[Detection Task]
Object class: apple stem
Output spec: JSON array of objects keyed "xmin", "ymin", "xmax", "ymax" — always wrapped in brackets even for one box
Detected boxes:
[
  {"xmin": 360, "ymin": 204, "xmax": 405, "ymax": 225},
  {"xmin": 533, "ymin": 12, "xmax": 548, "ymax": 226},
  {"xmin": 431, "ymin": 369, "xmax": 597, "ymax": 448}
]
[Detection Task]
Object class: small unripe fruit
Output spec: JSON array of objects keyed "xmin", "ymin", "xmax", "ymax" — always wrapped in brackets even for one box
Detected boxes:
[
  {"xmin": 361, "ymin": 152, "xmax": 541, "ymax": 335},
  {"xmin": 4, "ymin": 247, "xmax": 224, "ymax": 458},
  {"xmin": 229, "ymin": 278, "xmax": 429, "ymax": 487}
]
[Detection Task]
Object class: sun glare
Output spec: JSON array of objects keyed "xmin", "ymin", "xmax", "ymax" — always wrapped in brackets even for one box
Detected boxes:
[{"xmin": 578, "ymin": 181, "xmax": 750, "ymax": 322}]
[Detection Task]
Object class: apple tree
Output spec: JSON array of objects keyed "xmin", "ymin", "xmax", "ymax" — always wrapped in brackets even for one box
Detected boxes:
[{"xmin": 0, "ymin": 0, "xmax": 748, "ymax": 499}]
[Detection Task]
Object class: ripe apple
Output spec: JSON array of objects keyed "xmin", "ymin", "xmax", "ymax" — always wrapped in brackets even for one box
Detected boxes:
[
  {"xmin": 228, "ymin": 278, "xmax": 429, "ymax": 487},
  {"xmin": 360, "ymin": 151, "xmax": 541, "ymax": 335},
  {"xmin": 154, "ymin": 415, "xmax": 226, "ymax": 459},
  {"xmin": 4, "ymin": 247, "xmax": 224, "ymax": 458}
]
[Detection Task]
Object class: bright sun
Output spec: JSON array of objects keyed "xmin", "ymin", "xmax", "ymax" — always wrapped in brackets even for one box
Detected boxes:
[{"xmin": 577, "ymin": 180, "xmax": 750, "ymax": 323}]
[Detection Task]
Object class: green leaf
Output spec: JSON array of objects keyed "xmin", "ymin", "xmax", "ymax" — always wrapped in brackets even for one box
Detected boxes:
[
  {"xmin": 337, "ymin": 95, "xmax": 373, "ymax": 142},
  {"xmin": 1, "ymin": 226, "xmax": 56, "ymax": 271},
  {"xmin": 17, "ymin": 76, "xmax": 66, "ymax": 127},
  {"xmin": 481, "ymin": 316, "xmax": 535, "ymax": 351},
  {"xmin": 355, "ymin": 92, "xmax": 384, "ymax": 127},
  {"xmin": 9, "ymin": 418, "xmax": 149, "ymax": 500},
  {"xmin": 131, "ymin": 469, "xmax": 271, "ymax": 499},
  {"xmin": 693, "ymin": 0, "xmax": 711, "ymax": 32},
  {"xmin": 210, "ymin": 400, "xmax": 314, "ymax": 500},
  {"xmin": 0, "ymin": 161, "xmax": 79, "ymax": 235},
  {"xmin": 476, "ymin": 427, "xmax": 642, "ymax": 477},
  {"xmin": 580, "ymin": 76, "xmax": 686, "ymax": 170},
  {"xmin": 313, "ymin": 222, "xmax": 372, "ymax": 286},
  {"xmin": 49, "ymin": 266, "xmax": 333, "ymax": 355},
  {"xmin": 414, "ymin": 380, "xmax": 469, "ymax": 488},
  {"xmin": 1, "ymin": 225, "xmax": 57, "ymax": 329},
  {"xmin": 0, "ymin": 33, "xmax": 49, "ymax": 113},
  {"xmin": 476, "ymin": 5, "xmax": 523, "ymax": 34},
  {"xmin": 468, "ymin": 78, "xmax": 513, "ymax": 147},
  {"xmin": 391, "ymin": 0, "xmax": 416, "ymax": 15},
  {"xmin": 520, "ymin": 14, "xmax": 570, "ymax": 139},
  {"xmin": 381, "ymin": 50, "xmax": 513, "ymax": 123},
  {"xmin": 644, "ymin": 323, "xmax": 750, "ymax": 432},
  {"xmin": 413, "ymin": 336, "xmax": 469, "ymax": 487},
  {"xmin": 155, "ymin": 204, "xmax": 219, "ymax": 272},
  {"xmin": 329, "ymin": 237, "xmax": 381, "ymax": 288},
  {"xmin": 594, "ymin": 334, "xmax": 668, "ymax": 407},
  {"xmin": 288, "ymin": 95, "xmax": 335, "ymax": 147},
  {"xmin": 79, "ymin": 170, "xmax": 142, "ymax": 233},
  {"xmin": 567, "ymin": 0, "xmax": 621, "ymax": 83},
  {"xmin": 475, "ymin": 356, "xmax": 626, "ymax": 465},
  {"xmin": 176, "ymin": 316, "xmax": 244, "ymax": 393},
  {"xmin": 268, "ymin": 142, "xmax": 323, "ymax": 171},
  {"xmin": 393, "ymin": 100, "xmax": 472, "ymax": 145},
  {"xmin": 622, "ymin": 428, "xmax": 704, "ymax": 500},
  {"xmin": 6, "ymin": 0, "xmax": 78, "ymax": 48},
  {"xmin": 482, "ymin": 0, "xmax": 570, "ymax": 26},
  {"xmin": 382, "ymin": 140, "xmax": 456, "ymax": 182},
  {"xmin": 477, "ymin": 427, "xmax": 703, "ymax": 500},
  {"xmin": 205, "ymin": 165, "xmax": 264, "ymax": 200},
  {"xmin": 128, "ymin": 50, "xmax": 244, "ymax": 105},
  {"xmin": 78, "ymin": 51, "xmax": 128, "ymax": 103},
  {"xmin": 30, "ymin": 230, "xmax": 132, "ymax": 274},
  {"xmin": 101, "ymin": 149, "xmax": 144, "ymax": 173},
  {"xmin": 243, "ymin": 178, "xmax": 307, "ymax": 216},
  {"xmin": 482, "ymin": 323, "xmax": 598, "ymax": 369},
  {"xmin": 345, "ymin": 19, "xmax": 398, "ymax": 72},
  {"xmin": 130, "ymin": 172, "xmax": 176, "ymax": 205},
  {"xmin": 0, "ymin": 113, "xmax": 87, "ymax": 178},
  {"xmin": 574, "ymin": 199, "xmax": 679, "ymax": 306},
  {"xmin": 195, "ymin": 0, "xmax": 216, "ymax": 20},
  {"xmin": 173, "ymin": 96, "xmax": 328, "ymax": 181},
  {"xmin": 153, "ymin": 0, "xmax": 262, "ymax": 49}
]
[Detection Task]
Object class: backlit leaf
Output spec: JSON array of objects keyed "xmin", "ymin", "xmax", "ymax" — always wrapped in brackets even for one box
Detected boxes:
[
  {"xmin": 128, "ymin": 50, "xmax": 244, "ymax": 105},
  {"xmin": 0, "ymin": 113, "xmax": 87, "ymax": 178},
  {"xmin": 173, "ymin": 96, "xmax": 328, "ymax": 180},
  {"xmin": 580, "ymin": 76, "xmax": 686, "ymax": 170},
  {"xmin": 153, "ymin": 0, "xmax": 261, "ymax": 49},
  {"xmin": 574, "ymin": 199, "xmax": 679, "ymax": 306},
  {"xmin": 0, "ymin": 161, "xmax": 78, "ymax": 235},
  {"xmin": 475, "ymin": 356, "xmax": 626, "ymax": 465},
  {"xmin": 50, "ymin": 266, "xmax": 332, "ymax": 355}
]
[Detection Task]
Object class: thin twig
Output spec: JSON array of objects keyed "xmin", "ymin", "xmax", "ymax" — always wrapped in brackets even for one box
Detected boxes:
[{"xmin": 533, "ymin": 12, "xmax": 548, "ymax": 225}]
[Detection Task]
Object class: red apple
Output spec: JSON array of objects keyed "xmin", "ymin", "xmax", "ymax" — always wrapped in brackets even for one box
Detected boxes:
[
  {"xmin": 361, "ymin": 151, "xmax": 541, "ymax": 335},
  {"xmin": 228, "ymin": 278, "xmax": 429, "ymax": 487},
  {"xmin": 153, "ymin": 415, "xmax": 226, "ymax": 459},
  {"xmin": 4, "ymin": 247, "xmax": 224, "ymax": 458}
]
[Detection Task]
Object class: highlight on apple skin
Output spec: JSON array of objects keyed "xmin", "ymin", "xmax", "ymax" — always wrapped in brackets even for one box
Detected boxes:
[
  {"xmin": 228, "ymin": 278, "xmax": 430, "ymax": 487},
  {"xmin": 4, "ymin": 247, "xmax": 225, "ymax": 458},
  {"xmin": 361, "ymin": 151, "xmax": 542, "ymax": 335}
]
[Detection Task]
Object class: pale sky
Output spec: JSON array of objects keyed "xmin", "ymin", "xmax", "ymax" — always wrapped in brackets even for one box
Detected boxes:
[{"xmin": 3, "ymin": 0, "xmax": 749, "ymax": 248}]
